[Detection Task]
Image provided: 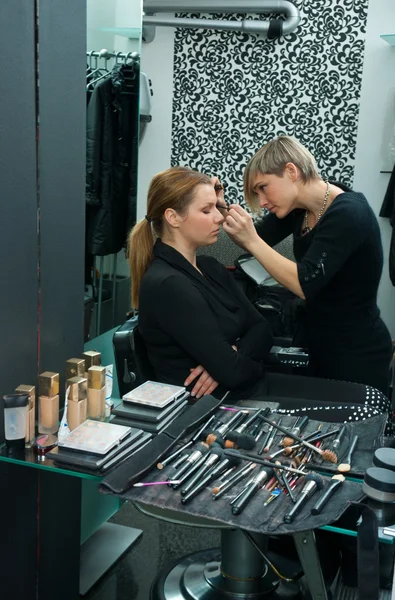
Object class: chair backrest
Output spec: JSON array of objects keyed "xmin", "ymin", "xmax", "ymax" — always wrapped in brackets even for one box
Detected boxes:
[{"xmin": 113, "ymin": 315, "xmax": 155, "ymax": 397}]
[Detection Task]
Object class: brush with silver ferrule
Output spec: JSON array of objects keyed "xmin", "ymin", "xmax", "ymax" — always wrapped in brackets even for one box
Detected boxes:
[
  {"xmin": 234, "ymin": 408, "xmax": 265, "ymax": 434},
  {"xmin": 181, "ymin": 454, "xmax": 241, "ymax": 504},
  {"xmin": 284, "ymin": 474, "xmax": 325, "ymax": 524},
  {"xmin": 170, "ymin": 443, "xmax": 210, "ymax": 484},
  {"xmin": 232, "ymin": 468, "xmax": 273, "ymax": 515},
  {"xmin": 180, "ymin": 447, "xmax": 223, "ymax": 496},
  {"xmin": 204, "ymin": 411, "xmax": 246, "ymax": 446},
  {"xmin": 283, "ymin": 416, "xmax": 309, "ymax": 447},
  {"xmin": 224, "ymin": 448, "xmax": 307, "ymax": 476},
  {"xmin": 157, "ymin": 441, "xmax": 193, "ymax": 470},
  {"xmin": 258, "ymin": 417, "xmax": 283, "ymax": 455},
  {"xmin": 213, "ymin": 462, "xmax": 257, "ymax": 499},
  {"xmin": 172, "ymin": 453, "xmax": 209, "ymax": 489}
]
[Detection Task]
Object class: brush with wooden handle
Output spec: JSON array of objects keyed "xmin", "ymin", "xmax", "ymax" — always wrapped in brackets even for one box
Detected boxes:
[{"xmin": 259, "ymin": 415, "xmax": 337, "ymax": 463}]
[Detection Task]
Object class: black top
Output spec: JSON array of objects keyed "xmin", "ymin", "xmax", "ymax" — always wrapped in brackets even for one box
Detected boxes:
[
  {"xmin": 255, "ymin": 190, "xmax": 392, "ymax": 393},
  {"xmin": 138, "ymin": 240, "xmax": 273, "ymax": 395}
]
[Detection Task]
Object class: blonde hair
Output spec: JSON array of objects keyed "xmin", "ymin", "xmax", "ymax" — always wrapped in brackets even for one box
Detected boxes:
[
  {"xmin": 244, "ymin": 136, "xmax": 320, "ymax": 209},
  {"xmin": 128, "ymin": 166, "xmax": 211, "ymax": 308}
]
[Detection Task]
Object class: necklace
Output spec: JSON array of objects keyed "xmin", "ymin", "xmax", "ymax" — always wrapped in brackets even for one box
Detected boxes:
[{"xmin": 301, "ymin": 181, "xmax": 330, "ymax": 236}]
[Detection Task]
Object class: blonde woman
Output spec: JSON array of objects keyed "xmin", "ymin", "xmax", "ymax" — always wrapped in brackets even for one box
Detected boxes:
[{"xmin": 221, "ymin": 136, "xmax": 392, "ymax": 396}]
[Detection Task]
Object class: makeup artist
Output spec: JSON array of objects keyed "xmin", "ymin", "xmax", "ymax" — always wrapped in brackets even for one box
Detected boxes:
[{"xmin": 220, "ymin": 136, "xmax": 392, "ymax": 396}]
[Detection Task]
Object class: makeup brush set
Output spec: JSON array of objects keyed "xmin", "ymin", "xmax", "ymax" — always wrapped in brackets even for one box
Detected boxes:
[{"xmin": 117, "ymin": 405, "xmax": 386, "ymax": 533}]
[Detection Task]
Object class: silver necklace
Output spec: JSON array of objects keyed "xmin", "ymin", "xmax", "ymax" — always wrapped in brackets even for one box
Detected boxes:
[{"xmin": 302, "ymin": 181, "xmax": 330, "ymax": 236}]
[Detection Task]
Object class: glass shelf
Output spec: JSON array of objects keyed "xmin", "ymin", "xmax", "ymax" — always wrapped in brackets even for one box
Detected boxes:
[
  {"xmin": 380, "ymin": 34, "xmax": 395, "ymax": 46},
  {"xmin": 100, "ymin": 27, "xmax": 141, "ymax": 39}
]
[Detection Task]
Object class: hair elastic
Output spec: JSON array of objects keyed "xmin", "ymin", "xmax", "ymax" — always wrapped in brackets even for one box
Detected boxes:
[{"xmin": 145, "ymin": 215, "xmax": 152, "ymax": 223}]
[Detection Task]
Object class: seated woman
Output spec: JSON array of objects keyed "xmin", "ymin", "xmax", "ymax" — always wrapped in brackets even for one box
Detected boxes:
[{"xmin": 128, "ymin": 166, "xmax": 391, "ymax": 428}]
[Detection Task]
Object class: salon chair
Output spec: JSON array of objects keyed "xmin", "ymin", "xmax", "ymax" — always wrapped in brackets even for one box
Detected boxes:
[{"xmin": 113, "ymin": 315, "xmax": 309, "ymax": 398}]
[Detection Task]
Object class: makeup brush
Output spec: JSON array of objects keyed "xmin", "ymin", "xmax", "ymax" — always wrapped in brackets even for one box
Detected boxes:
[
  {"xmin": 232, "ymin": 468, "xmax": 273, "ymax": 515},
  {"xmin": 284, "ymin": 474, "xmax": 325, "ymax": 524},
  {"xmin": 258, "ymin": 417, "xmax": 283, "ymax": 455},
  {"xmin": 275, "ymin": 461, "xmax": 297, "ymax": 503},
  {"xmin": 191, "ymin": 415, "xmax": 216, "ymax": 444},
  {"xmin": 277, "ymin": 428, "xmax": 341, "ymax": 459},
  {"xmin": 337, "ymin": 435, "xmax": 358, "ymax": 473},
  {"xmin": 181, "ymin": 455, "xmax": 241, "ymax": 504},
  {"xmin": 224, "ymin": 448, "xmax": 307, "ymax": 476},
  {"xmin": 311, "ymin": 474, "xmax": 345, "ymax": 515},
  {"xmin": 170, "ymin": 442, "xmax": 210, "ymax": 484},
  {"xmin": 235, "ymin": 408, "xmax": 266, "ymax": 434},
  {"xmin": 283, "ymin": 416, "xmax": 310, "ymax": 447},
  {"xmin": 212, "ymin": 463, "xmax": 257, "ymax": 499},
  {"xmin": 180, "ymin": 447, "xmax": 223, "ymax": 496},
  {"xmin": 205, "ymin": 411, "xmax": 246, "ymax": 446},
  {"xmin": 224, "ymin": 431, "xmax": 256, "ymax": 450},
  {"xmin": 326, "ymin": 425, "xmax": 347, "ymax": 462},
  {"xmin": 156, "ymin": 441, "xmax": 193, "ymax": 469},
  {"xmin": 133, "ymin": 480, "xmax": 182, "ymax": 487},
  {"xmin": 259, "ymin": 416, "xmax": 337, "ymax": 463}
]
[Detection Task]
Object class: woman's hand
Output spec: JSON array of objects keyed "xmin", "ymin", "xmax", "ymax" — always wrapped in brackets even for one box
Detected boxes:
[
  {"xmin": 184, "ymin": 365, "xmax": 219, "ymax": 399},
  {"xmin": 222, "ymin": 204, "xmax": 260, "ymax": 250}
]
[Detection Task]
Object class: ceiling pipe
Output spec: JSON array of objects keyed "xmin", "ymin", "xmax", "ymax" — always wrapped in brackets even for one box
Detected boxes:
[{"xmin": 142, "ymin": 1, "xmax": 301, "ymax": 42}]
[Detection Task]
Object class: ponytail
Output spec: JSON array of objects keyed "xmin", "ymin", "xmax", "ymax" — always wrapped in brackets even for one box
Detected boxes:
[{"xmin": 128, "ymin": 218, "xmax": 154, "ymax": 309}]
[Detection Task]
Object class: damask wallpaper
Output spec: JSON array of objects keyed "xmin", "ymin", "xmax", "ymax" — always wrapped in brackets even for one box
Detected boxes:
[{"xmin": 171, "ymin": 0, "xmax": 370, "ymax": 206}]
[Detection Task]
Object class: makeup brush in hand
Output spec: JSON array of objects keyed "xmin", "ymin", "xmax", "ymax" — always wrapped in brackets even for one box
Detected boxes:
[{"xmin": 337, "ymin": 435, "xmax": 358, "ymax": 473}]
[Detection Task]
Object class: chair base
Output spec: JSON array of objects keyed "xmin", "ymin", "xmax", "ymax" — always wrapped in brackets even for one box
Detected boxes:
[{"xmin": 150, "ymin": 547, "xmax": 305, "ymax": 600}]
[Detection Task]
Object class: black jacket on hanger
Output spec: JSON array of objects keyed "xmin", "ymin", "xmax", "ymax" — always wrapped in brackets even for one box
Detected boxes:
[
  {"xmin": 379, "ymin": 163, "xmax": 395, "ymax": 286},
  {"xmin": 138, "ymin": 240, "xmax": 273, "ymax": 397},
  {"xmin": 86, "ymin": 63, "xmax": 139, "ymax": 256}
]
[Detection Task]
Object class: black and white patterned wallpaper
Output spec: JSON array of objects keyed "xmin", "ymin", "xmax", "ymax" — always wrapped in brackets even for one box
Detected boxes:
[{"xmin": 171, "ymin": 0, "xmax": 369, "ymax": 207}]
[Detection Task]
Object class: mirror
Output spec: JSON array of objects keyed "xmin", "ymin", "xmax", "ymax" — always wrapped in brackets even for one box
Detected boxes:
[{"xmin": 85, "ymin": 0, "xmax": 143, "ymax": 341}]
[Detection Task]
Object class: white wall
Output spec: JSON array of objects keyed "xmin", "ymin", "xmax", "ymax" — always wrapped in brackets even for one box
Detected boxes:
[
  {"xmin": 354, "ymin": 0, "xmax": 395, "ymax": 336},
  {"xmin": 137, "ymin": 25, "xmax": 175, "ymax": 221},
  {"xmin": 137, "ymin": 1, "xmax": 395, "ymax": 336}
]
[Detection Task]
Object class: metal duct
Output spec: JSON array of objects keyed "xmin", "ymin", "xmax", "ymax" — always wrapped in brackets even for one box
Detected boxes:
[{"xmin": 143, "ymin": 1, "xmax": 301, "ymax": 42}]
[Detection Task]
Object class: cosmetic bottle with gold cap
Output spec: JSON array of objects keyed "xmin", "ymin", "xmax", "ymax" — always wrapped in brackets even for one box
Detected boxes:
[
  {"xmin": 82, "ymin": 351, "xmax": 101, "ymax": 380},
  {"xmin": 67, "ymin": 376, "xmax": 88, "ymax": 431},
  {"xmin": 38, "ymin": 372, "xmax": 60, "ymax": 434},
  {"xmin": 15, "ymin": 384, "xmax": 36, "ymax": 447},
  {"xmin": 87, "ymin": 366, "xmax": 106, "ymax": 420},
  {"xmin": 65, "ymin": 358, "xmax": 85, "ymax": 381}
]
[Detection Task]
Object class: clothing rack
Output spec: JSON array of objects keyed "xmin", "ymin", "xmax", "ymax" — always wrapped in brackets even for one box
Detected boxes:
[
  {"xmin": 86, "ymin": 49, "xmax": 140, "ymax": 70},
  {"xmin": 86, "ymin": 50, "xmax": 139, "ymax": 337}
]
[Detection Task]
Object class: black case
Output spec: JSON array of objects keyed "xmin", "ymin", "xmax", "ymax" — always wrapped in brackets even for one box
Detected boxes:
[{"xmin": 113, "ymin": 315, "xmax": 155, "ymax": 398}]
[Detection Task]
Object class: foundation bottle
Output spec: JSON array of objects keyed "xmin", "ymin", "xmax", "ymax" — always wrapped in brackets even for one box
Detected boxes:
[
  {"xmin": 82, "ymin": 351, "xmax": 101, "ymax": 380},
  {"xmin": 38, "ymin": 372, "xmax": 60, "ymax": 435},
  {"xmin": 65, "ymin": 358, "xmax": 85, "ymax": 381},
  {"xmin": 67, "ymin": 376, "xmax": 88, "ymax": 431},
  {"xmin": 87, "ymin": 366, "xmax": 106, "ymax": 420},
  {"xmin": 15, "ymin": 384, "xmax": 36, "ymax": 447}
]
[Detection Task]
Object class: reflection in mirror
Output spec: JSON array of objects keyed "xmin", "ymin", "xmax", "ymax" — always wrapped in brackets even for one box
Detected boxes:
[{"xmin": 85, "ymin": 0, "xmax": 144, "ymax": 341}]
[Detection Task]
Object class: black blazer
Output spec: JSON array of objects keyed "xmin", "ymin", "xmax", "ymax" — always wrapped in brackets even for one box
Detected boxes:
[{"xmin": 138, "ymin": 240, "xmax": 273, "ymax": 394}]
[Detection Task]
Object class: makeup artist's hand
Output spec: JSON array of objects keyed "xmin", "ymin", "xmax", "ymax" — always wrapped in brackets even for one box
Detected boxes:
[
  {"xmin": 184, "ymin": 365, "xmax": 219, "ymax": 399},
  {"xmin": 222, "ymin": 204, "xmax": 260, "ymax": 250},
  {"xmin": 210, "ymin": 176, "xmax": 228, "ymax": 215}
]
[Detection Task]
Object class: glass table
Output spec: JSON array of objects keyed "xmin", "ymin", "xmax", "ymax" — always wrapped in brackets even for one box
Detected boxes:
[{"xmin": 0, "ymin": 436, "xmax": 142, "ymax": 600}]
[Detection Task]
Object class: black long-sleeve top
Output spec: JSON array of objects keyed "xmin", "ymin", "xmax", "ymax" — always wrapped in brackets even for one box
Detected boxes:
[
  {"xmin": 138, "ymin": 240, "xmax": 273, "ymax": 395},
  {"xmin": 255, "ymin": 190, "xmax": 392, "ymax": 393}
]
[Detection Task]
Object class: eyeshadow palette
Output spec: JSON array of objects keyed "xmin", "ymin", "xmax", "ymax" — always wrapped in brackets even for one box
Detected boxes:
[
  {"xmin": 58, "ymin": 419, "xmax": 131, "ymax": 455},
  {"xmin": 122, "ymin": 380, "xmax": 186, "ymax": 408}
]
